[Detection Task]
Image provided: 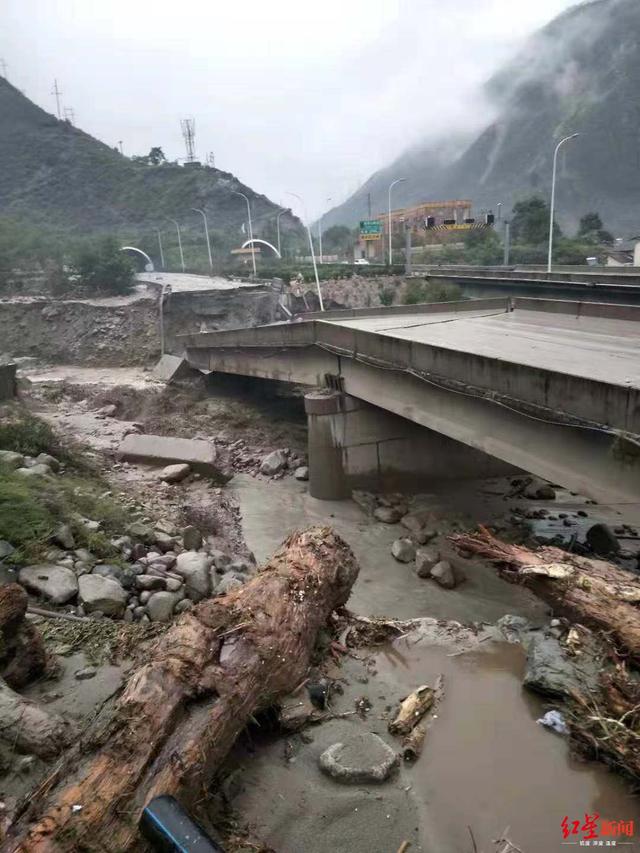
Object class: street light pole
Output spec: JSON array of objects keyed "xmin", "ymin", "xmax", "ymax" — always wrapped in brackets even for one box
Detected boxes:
[
  {"xmin": 547, "ymin": 133, "xmax": 580, "ymax": 274},
  {"xmin": 287, "ymin": 192, "xmax": 324, "ymax": 312},
  {"xmin": 192, "ymin": 208, "xmax": 213, "ymax": 272},
  {"xmin": 155, "ymin": 228, "xmax": 165, "ymax": 270},
  {"xmin": 232, "ymin": 190, "xmax": 257, "ymax": 277},
  {"xmin": 388, "ymin": 178, "xmax": 407, "ymax": 266},
  {"xmin": 168, "ymin": 219, "xmax": 185, "ymax": 272},
  {"xmin": 276, "ymin": 208, "xmax": 287, "ymax": 258},
  {"xmin": 318, "ymin": 197, "xmax": 332, "ymax": 264}
]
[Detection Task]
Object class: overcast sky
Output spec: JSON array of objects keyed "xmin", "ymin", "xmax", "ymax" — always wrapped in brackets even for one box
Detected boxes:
[{"xmin": 3, "ymin": 0, "xmax": 579, "ymax": 219}]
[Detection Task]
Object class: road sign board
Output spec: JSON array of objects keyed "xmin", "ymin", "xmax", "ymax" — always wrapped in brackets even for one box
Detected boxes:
[{"xmin": 360, "ymin": 220, "xmax": 382, "ymax": 240}]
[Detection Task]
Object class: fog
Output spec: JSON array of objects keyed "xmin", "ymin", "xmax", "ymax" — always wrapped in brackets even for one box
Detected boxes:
[{"xmin": 3, "ymin": 0, "xmax": 580, "ymax": 219}]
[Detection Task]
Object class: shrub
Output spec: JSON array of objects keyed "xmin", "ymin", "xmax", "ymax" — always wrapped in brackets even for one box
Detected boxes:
[
  {"xmin": 71, "ymin": 237, "xmax": 135, "ymax": 295},
  {"xmin": 402, "ymin": 280, "xmax": 463, "ymax": 305},
  {"xmin": 379, "ymin": 287, "xmax": 394, "ymax": 306}
]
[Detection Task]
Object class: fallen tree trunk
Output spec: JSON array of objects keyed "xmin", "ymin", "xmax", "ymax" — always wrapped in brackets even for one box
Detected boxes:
[
  {"xmin": 451, "ymin": 526, "xmax": 640, "ymax": 661},
  {"xmin": 6, "ymin": 526, "xmax": 359, "ymax": 852}
]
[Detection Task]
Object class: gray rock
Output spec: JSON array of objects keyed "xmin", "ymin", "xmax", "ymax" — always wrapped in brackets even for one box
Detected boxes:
[
  {"xmin": 523, "ymin": 478, "xmax": 556, "ymax": 500},
  {"xmin": 16, "ymin": 464, "xmax": 51, "ymax": 478},
  {"xmin": 586, "ymin": 523, "xmax": 620, "ymax": 555},
  {"xmin": 228, "ymin": 559, "xmax": 252, "ymax": 575},
  {"xmin": 182, "ymin": 526, "xmax": 203, "ymax": 551},
  {"xmin": 153, "ymin": 531, "xmax": 176, "ymax": 553},
  {"xmin": 133, "ymin": 605, "xmax": 146, "ymax": 620},
  {"xmin": 146, "ymin": 591, "xmax": 179, "ymax": 622},
  {"xmin": 73, "ymin": 548, "xmax": 94, "ymax": 564},
  {"xmin": 415, "ymin": 527, "xmax": 438, "ymax": 546},
  {"xmin": 391, "ymin": 538, "xmax": 416, "ymax": 563},
  {"xmin": 216, "ymin": 573, "xmax": 247, "ymax": 595},
  {"xmin": 130, "ymin": 542, "xmax": 147, "ymax": 561},
  {"xmin": 210, "ymin": 550, "xmax": 232, "ymax": 572},
  {"xmin": 74, "ymin": 666, "xmax": 97, "ymax": 681},
  {"xmin": 135, "ymin": 574, "xmax": 166, "ymax": 591},
  {"xmin": 174, "ymin": 599, "xmax": 194, "ymax": 614},
  {"xmin": 166, "ymin": 577, "xmax": 183, "ymax": 592},
  {"xmin": 260, "ymin": 449, "xmax": 287, "ymax": 476},
  {"xmin": 174, "ymin": 552, "xmax": 211, "ymax": 601},
  {"xmin": 36, "ymin": 453, "xmax": 60, "ymax": 472},
  {"xmin": 430, "ymin": 560, "xmax": 457, "ymax": 589},
  {"xmin": 118, "ymin": 565, "xmax": 140, "ymax": 590},
  {"xmin": 78, "ymin": 574, "xmax": 127, "ymax": 617},
  {"xmin": 523, "ymin": 631, "xmax": 601, "ymax": 697},
  {"xmin": 159, "ymin": 463, "xmax": 191, "ymax": 483},
  {"xmin": 0, "ymin": 540, "xmax": 15, "ymax": 559},
  {"xmin": 92, "ymin": 564, "xmax": 124, "ymax": 583},
  {"xmin": 0, "ymin": 450, "xmax": 24, "ymax": 469},
  {"xmin": 97, "ymin": 404, "xmax": 117, "ymax": 418},
  {"xmin": 319, "ymin": 733, "xmax": 398, "ymax": 784},
  {"xmin": 415, "ymin": 546, "xmax": 440, "ymax": 578},
  {"xmin": 19, "ymin": 564, "xmax": 78, "ymax": 604},
  {"xmin": 294, "ymin": 466, "xmax": 309, "ymax": 481},
  {"xmin": 126, "ymin": 521, "xmax": 155, "ymax": 544},
  {"xmin": 496, "ymin": 615, "xmax": 532, "ymax": 643},
  {"xmin": 139, "ymin": 591, "xmax": 151, "ymax": 604},
  {"xmin": 149, "ymin": 553, "xmax": 176, "ymax": 570},
  {"xmin": 123, "ymin": 608, "xmax": 134, "ymax": 623},
  {"xmin": 374, "ymin": 506, "xmax": 403, "ymax": 524}
]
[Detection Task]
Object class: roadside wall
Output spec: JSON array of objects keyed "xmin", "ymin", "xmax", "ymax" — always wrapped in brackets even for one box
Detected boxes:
[{"xmin": 288, "ymin": 275, "xmax": 407, "ymax": 313}]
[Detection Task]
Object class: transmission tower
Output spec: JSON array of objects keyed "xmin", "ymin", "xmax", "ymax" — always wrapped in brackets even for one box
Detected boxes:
[
  {"xmin": 206, "ymin": 151, "xmax": 216, "ymax": 168},
  {"xmin": 180, "ymin": 118, "xmax": 197, "ymax": 163},
  {"xmin": 63, "ymin": 106, "xmax": 75, "ymax": 125},
  {"xmin": 52, "ymin": 79, "xmax": 62, "ymax": 119}
]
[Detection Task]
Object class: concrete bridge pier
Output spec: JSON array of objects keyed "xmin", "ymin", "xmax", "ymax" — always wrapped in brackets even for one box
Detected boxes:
[{"xmin": 304, "ymin": 389, "xmax": 514, "ymax": 500}]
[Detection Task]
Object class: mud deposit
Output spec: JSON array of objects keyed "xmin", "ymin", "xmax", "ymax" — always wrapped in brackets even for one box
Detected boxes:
[{"xmin": 228, "ymin": 637, "xmax": 639, "ymax": 853}]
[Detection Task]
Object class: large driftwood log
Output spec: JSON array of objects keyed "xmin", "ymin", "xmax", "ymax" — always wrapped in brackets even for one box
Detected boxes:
[
  {"xmin": 451, "ymin": 526, "xmax": 640, "ymax": 660},
  {"xmin": 6, "ymin": 526, "xmax": 359, "ymax": 852}
]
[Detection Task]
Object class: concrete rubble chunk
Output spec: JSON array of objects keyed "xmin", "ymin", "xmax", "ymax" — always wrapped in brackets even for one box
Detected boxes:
[
  {"xmin": 319, "ymin": 733, "xmax": 399, "ymax": 784},
  {"xmin": 391, "ymin": 538, "xmax": 416, "ymax": 563},
  {"xmin": 174, "ymin": 552, "xmax": 211, "ymax": 601},
  {"xmin": 152, "ymin": 354, "xmax": 195, "ymax": 384},
  {"xmin": 78, "ymin": 574, "xmax": 127, "ymax": 617},
  {"xmin": 19, "ymin": 564, "xmax": 78, "ymax": 604},
  {"xmin": 117, "ymin": 433, "xmax": 227, "ymax": 479},
  {"xmin": 260, "ymin": 449, "xmax": 287, "ymax": 476},
  {"xmin": 0, "ymin": 450, "xmax": 25, "ymax": 469},
  {"xmin": 159, "ymin": 463, "xmax": 191, "ymax": 484}
]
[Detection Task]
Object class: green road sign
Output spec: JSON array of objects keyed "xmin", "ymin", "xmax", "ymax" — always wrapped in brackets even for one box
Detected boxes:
[{"xmin": 360, "ymin": 220, "xmax": 382, "ymax": 240}]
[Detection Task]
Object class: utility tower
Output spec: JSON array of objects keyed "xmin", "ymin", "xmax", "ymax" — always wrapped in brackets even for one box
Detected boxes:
[
  {"xmin": 52, "ymin": 79, "xmax": 62, "ymax": 119},
  {"xmin": 206, "ymin": 151, "xmax": 215, "ymax": 168},
  {"xmin": 180, "ymin": 118, "xmax": 197, "ymax": 163},
  {"xmin": 63, "ymin": 107, "xmax": 75, "ymax": 125}
]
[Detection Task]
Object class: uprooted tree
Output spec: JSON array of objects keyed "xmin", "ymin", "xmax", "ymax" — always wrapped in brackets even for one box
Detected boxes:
[{"xmin": 5, "ymin": 526, "xmax": 359, "ymax": 852}]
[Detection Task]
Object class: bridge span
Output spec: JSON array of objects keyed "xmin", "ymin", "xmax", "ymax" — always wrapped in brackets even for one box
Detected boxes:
[{"xmin": 180, "ymin": 297, "xmax": 640, "ymax": 505}]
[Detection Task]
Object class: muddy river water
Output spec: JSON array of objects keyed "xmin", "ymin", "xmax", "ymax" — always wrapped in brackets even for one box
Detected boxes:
[{"xmin": 229, "ymin": 473, "xmax": 640, "ymax": 853}]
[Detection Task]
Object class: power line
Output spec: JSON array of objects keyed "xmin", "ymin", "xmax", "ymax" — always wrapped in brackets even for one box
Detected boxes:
[{"xmin": 51, "ymin": 79, "xmax": 62, "ymax": 119}]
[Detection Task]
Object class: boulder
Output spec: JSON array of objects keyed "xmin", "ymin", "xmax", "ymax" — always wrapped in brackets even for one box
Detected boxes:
[
  {"xmin": 159, "ymin": 463, "xmax": 191, "ymax": 484},
  {"xmin": 0, "ymin": 450, "xmax": 25, "ymax": 469},
  {"xmin": 36, "ymin": 453, "xmax": 60, "ymax": 472},
  {"xmin": 146, "ymin": 591, "xmax": 180, "ymax": 622},
  {"xmin": 153, "ymin": 531, "xmax": 176, "ymax": 553},
  {"xmin": 415, "ymin": 546, "xmax": 440, "ymax": 578},
  {"xmin": 430, "ymin": 560, "xmax": 457, "ymax": 589},
  {"xmin": 19, "ymin": 564, "xmax": 78, "ymax": 604},
  {"xmin": 294, "ymin": 466, "xmax": 309, "ymax": 481},
  {"xmin": 260, "ymin": 449, "xmax": 287, "ymax": 476},
  {"xmin": 391, "ymin": 538, "xmax": 416, "ymax": 563},
  {"xmin": 373, "ymin": 506, "xmax": 402, "ymax": 524},
  {"xmin": 78, "ymin": 574, "xmax": 127, "ymax": 617},
  {"xmin": 523, "ymin": 631, "xmax": 600, "ymax": 697},
  {"xmin": 174, "ymin": 552, "xmax": 211, "ymax": 601},
  {"xmin": 135, "ymin": 574, "xmax": 166, "ymax": 591},
  {"xmin": 586, "ymin": 523, "xmax": 620, "ymax": 555},
  {"xmin": 319, "ymin": 733, "xmax": 398, "ymax": 784},
  {"xmin": 216, "ymin": 573, "xmax": 246, "ymax": 595},
  {"xmin": 182, "ymin": 526, "xmax": 202, "ymax": 551},
  {"xmin": 165, "ymin": 577, "xmax": 183, "ymax": 593},
  {"xmin": 0, "ymin": 540, "xmax": 15, "ymax": 560},
  {"xmin": 523, "ymin": 478, "xmax": 556, "ymax": 500}
]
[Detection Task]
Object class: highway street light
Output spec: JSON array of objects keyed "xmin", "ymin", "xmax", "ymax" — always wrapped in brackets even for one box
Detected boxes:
[
  {"xmin": 287, "ymin": 191, "xmax": 324, "ymax": 312},
  {"xmin": 388, "ymin": 178, "xmax": 407, "ymax": 266},
  {"xmin": 192, "ymin": 208, "xmax": 213, "ymax": 272},
  {"xmin": 318, "ymin": 197, "xmax": 332, "ymax": 264},
  {"xmin": 154, "ymin": 228, "xmax": 165, "ymax": 270},
  {"xmin": 548, "ymin": 133, "xmax": 580, "ymax": 274},
  {"xmin": 168, "ymin": 218, "xmax": 185, "ymax": 273},
  {"xmin": 276, "ymin": 208, "xmax": 287, "ymax": 258},
  {"xmin": 232, "ymin": 190, "xmax": 257, "ymax": 277}
]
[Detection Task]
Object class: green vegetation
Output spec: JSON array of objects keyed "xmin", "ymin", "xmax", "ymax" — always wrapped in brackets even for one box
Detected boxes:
[
  {"xmin": 402, "ymin": 280, "xmax": 462, "ymax": 305},
  {"xmin": 379, "ymin": 287, "xmax": 394, "ymax": 306},
  {"xmin": 70, "ymin": 236, "xmax": 136, "ymax": 295},
  {"xmin": 0, "ymin": 411, "xmax": 128, "ymax": 564}
]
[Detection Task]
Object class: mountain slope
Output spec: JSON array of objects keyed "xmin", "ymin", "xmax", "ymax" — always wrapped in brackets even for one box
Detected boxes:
[
  {"xmin": 0, "ymin": 78, "xmax": 300, "ymax": 243},
  {"xmin": 325, "ymin": 0, "xmax": 640, "ymax": 235}
]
